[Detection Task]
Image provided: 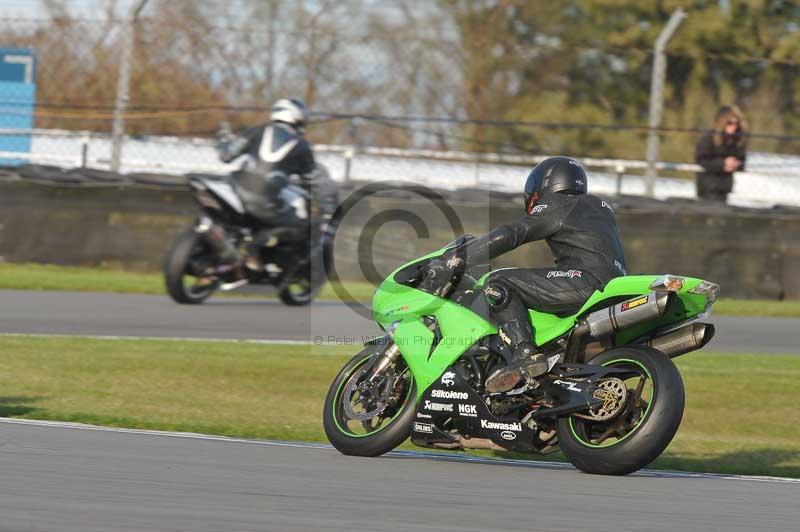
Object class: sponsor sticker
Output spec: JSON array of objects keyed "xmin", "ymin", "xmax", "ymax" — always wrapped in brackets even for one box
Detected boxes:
[
  {"xmin": 620, "ymin": 295, "xmax": 648, "ymax": 312},
  {"xmin": 431, "ymin": 389, "xmax": 469, "ymax": 400},
  {"xmin": 416, "ymin": 412, "xmax": 432, "ymax": 419},
  {"xmin": 440, "ymin": 371, "xmax": 456, "ymax": 387},
  {"xmin": 546, "ymin": 269, "xmax": 582, "ymax": 279},
  {"xmin": 457, "ymin": 403, "xmax": 477, "ymax": 417},
  {"xmin": 480, "ymin": 419, "xmax": 522, "ymax": 432},
  {"xmin": 530, "ymin": 204, "xmax": 548, "ymax": 214},
  {"xmin": 413, "ymin": 422, "xmax": 433, "ymax": 434},
  {"xmin": 553, "ymin": 379, "xmax": 583, "ymax": 393},
  {"xmin": 500, "ymin": 431, "xmax": 517, "ymax": 441},
  {"xmin": 424, "ymin": 400, "xmax": 454, "ymax": 412}
]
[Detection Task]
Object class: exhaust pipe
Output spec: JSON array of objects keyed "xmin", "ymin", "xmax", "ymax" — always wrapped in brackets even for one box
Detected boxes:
[
  {"xmin": 195, "ymin": 216, "xmax": 241, "ymax": 264},
  {"xmin": 432, "ymin": 436, "xmax": 507, "ymax": 452},
  {"xmin": 647, "ymin": 322, "xmax": 715, "ymax": 358},
  {"xmin": 585, "ymin": 291, "xmax": 672, "ymax": 338}
]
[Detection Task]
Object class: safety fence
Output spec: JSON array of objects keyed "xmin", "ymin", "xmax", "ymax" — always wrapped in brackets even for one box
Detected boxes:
[{"xmin": 1, "ymin": 127, "xmax": 799, "ymax": 210}]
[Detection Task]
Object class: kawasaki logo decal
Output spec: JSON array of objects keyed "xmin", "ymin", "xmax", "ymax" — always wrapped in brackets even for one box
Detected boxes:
[{"xmin": 480, "ymin": 419, "xmax": 522, "ymax": 432}]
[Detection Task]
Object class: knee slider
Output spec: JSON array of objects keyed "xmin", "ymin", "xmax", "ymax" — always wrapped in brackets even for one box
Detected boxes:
[{"xmin": 484, "ymin": 281, "xmax": 511, "ymax": 311}]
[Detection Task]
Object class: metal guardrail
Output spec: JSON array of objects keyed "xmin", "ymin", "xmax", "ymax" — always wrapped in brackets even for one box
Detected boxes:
[{"xmin": 1, "ymin": 127, "xmax": 799, "ymax": 208}]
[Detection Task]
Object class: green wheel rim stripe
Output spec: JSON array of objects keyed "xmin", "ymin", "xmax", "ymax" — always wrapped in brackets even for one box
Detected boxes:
[
  {"xmin": 331, "ymin": 352, "xmax": 413, "ymax": 438},
  {"xmin": 568, "ymin": 358, "xmax": 654, "ymax": 449}
]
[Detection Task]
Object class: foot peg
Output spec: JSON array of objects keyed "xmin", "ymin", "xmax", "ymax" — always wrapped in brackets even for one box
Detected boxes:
[{"xmin": 485, "ymin": 353, "xmax": 549, "ymax": 394}]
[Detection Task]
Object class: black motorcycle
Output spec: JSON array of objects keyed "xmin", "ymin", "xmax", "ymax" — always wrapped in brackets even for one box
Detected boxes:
[{"xmin": 164, "ymin": 172, "xmax": 330, "ymax": 306}]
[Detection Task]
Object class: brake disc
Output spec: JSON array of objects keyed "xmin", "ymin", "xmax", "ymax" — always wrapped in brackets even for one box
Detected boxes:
[{"xmin": 341, "ymin": 368, "xmax": 392, "ymax": 422}]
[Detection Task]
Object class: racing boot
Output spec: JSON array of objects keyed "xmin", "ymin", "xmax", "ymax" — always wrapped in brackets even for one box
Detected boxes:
[
  {"xmin": 244, "ymin": 229, "xmax": 280, "ymax": 272},
  {"xmin": 485, "ymin": 320, "xmax": 549, "ymax": 393}
]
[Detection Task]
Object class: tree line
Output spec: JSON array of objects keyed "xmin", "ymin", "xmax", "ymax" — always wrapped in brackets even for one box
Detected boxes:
[{"xmin": 1, "ymin": 0, "xmax": 798, "ymax": 161}]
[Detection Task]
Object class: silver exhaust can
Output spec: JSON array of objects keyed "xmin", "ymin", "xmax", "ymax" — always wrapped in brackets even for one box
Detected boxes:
[{"xmin": 586, "ymin": 291, "xmax": 672, "ymax": 338}]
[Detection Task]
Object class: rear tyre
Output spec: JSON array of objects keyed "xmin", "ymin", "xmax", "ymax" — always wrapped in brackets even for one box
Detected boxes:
[
  {"xmin": 556, "ymin": 346, "xmax": 684, "ymax": 476},
  {"xmin": 323, "ymin": 345, "xmax": 416, "ymax": 457},
  {"xmin": 163, "ymin": 228, "xmax": 216, "ymax": 304},
  {"xmin": 279, "ymin": 237, "xmax": 331, "ymax": 306},
  {"xmin": 279, "ymin": 278, "xmax": 321, "ymax": 306}
]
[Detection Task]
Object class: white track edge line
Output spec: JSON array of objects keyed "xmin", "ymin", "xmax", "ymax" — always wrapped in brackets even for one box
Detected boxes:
[{"xmin": 1, "ymin": 417, "xmax": 798, "ymax": 485}]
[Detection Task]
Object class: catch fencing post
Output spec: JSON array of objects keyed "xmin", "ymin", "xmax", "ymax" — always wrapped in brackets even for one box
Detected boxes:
[
  {"xmin": 110, "ymin": 0, "xmax": 149, "ymax": 173},
  {"xmin": 615, "ymin": 163, "xmax": 625, "ymax": 196},
  {"xmin": 644, "ymin": 8, "xmax": 686, "ymax": 197}
]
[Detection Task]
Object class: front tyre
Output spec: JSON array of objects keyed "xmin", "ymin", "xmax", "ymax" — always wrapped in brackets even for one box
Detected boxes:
[
  {"xmin": 323, "ymin": 345, "xmax": 416, "ymax": 457},
  {"xmin": 556, "ymin": 346, "xmax": 685, "ymax": 476}
]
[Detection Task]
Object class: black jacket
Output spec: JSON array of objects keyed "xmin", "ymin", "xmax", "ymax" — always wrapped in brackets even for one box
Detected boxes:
[
  {"xmin": 218, "ymin": 122, "xmax": 315, "ymax": 176},
  {"xmin": 695, "ymin": 131, "xmax": 746, "ymax": 196},
  {"xmin": 460, "ymin": 193, "xmax": 627, "ymax": 283}
]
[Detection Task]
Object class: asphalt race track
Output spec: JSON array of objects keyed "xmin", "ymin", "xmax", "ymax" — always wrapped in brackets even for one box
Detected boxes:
[
  {"xmin": 2, "ymin": 289, "xmax": 799, "ymax": 531},
  {"xmin": 0, "ymin": 289, "xmax": 797, "ymax": 354},
  {"xmin": 0, "ymin": 418, "xmax": 798, "ymax": 532}
]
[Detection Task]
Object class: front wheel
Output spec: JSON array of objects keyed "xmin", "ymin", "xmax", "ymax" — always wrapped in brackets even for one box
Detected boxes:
[
  {"xmin": 323, "ymin": 344, "xmax": 416, "ymax": 456},
  {"xmin": 556, "ymin": 346, "xmax": 685, "ymax": 476}
]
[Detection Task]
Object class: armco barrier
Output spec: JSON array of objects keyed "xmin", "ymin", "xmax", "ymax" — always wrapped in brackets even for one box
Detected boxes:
[{"xmin": 2, "ymin": 177, "xmax": 800, "ymax": 300}]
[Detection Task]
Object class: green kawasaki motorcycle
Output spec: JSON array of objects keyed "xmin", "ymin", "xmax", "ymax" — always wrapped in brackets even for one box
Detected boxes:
[{"xmin": 323, "ymin": 236, "xmax": 719, "ymax": 475}]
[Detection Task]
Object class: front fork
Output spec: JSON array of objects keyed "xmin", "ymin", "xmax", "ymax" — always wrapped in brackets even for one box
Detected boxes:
[{"xmin": 366, "ymin": 342, "xmax": 402, "ymax": 383}]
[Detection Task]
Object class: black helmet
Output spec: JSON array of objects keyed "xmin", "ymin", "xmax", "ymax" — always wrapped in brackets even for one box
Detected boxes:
[{"xmin": 523, "ymin": 156, "xmax": 588, "ymax": 214}]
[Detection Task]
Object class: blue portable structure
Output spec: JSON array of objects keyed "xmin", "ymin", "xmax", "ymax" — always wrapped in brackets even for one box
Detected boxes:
[{"xmin": 0, "ymin": 47, "xmax": 36, "ymax": 166}]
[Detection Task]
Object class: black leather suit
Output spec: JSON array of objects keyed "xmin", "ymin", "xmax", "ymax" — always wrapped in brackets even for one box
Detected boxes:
[
  {"xmin": 218, "ymin": 122, "xmax": 315, "ymax": 176},
  {"xmin": 455, "ymin": 192, "xmax": 627, "ymax": 349}
]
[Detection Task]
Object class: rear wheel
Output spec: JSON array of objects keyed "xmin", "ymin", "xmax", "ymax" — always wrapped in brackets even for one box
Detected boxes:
[
  {"xmin": 323, "ymin": 344, "xmax": 416, "ymax": 456},
  {"xmin": 163, "ymin": 228, "xmax": 217, "ymax": 304},
  {"xmin": 279, "ymin": 237, "xmax": 330, "ymax": 306},
  {"xmin": 556, "ymin": 346, "xmax": 684, "ymax": 475},
  {"xmin": 279, "ymin": 277, "xmax": 321, "ymax": 306}
]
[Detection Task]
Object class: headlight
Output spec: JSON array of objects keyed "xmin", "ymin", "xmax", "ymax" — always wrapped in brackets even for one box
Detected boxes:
[
  {"xmin": 650, "ymin": 275, "xmax": 685, "ymax": 292},
  {"xmin": 690, "ymin": 281, "xmax": 720, "ymax": 303}
]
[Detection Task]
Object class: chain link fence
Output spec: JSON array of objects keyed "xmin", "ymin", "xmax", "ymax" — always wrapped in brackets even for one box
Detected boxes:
[{"xmin": 0, "ymin": 1, "xmax": 798, "ymax": 206}]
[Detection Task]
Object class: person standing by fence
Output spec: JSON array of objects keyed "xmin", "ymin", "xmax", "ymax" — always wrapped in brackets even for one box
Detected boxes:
[{"xmin": 695, "ymin": 105, "xmax": 748, "ymax": 203}]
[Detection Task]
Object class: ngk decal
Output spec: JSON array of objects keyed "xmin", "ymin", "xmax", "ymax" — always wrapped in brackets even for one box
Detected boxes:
[
  {"xmin": 457, "ymin": 403, "xmax": 477, "ymax": 417},
  {"xmin": 424, "ymin": 401, "xmax": 453, "ymax": 412}
]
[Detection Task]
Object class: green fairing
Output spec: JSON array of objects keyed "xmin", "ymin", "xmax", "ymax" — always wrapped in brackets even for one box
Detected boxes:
[
  {"xmin": 374, "ymin": 244, "xmax": 712, "ymax": 399},
  {"xmin": 373, "ymin": 279, "xmax": 497, "ymax": 397}
]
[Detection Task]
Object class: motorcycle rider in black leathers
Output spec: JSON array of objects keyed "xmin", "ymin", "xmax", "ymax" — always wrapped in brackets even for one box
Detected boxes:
[
  {"xmin": 429, "ymin": 157, "xmax": 627, "ymax": 393},
  {"xmin": 215, "ymin": 98, "xmax": 338, "ymax": 270}
]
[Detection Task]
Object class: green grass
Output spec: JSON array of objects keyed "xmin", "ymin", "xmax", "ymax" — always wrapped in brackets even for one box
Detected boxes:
[
  {"xmin": 0, "ymin": 262, "xmax": 377, "ymax": 302},
  {"xmin": 0, "ymin": 335, "xmax": 798, "ymax": 478},
  {"xmin": 1, "ymin": 262, "xmax": 798, "ymax": 316}
]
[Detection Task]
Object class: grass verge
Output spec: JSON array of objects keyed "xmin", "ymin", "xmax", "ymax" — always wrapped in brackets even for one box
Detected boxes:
[
  {"xmin": 0, "ymin": 262, "xmax": 376, "ymax": 302},
  {"xmin": 2, "ymin": 262, "xmax": 800, "ymax": 317},
  {"xmin": 0, "ymin": 335, "xmax": 798, "ymax": 478}
]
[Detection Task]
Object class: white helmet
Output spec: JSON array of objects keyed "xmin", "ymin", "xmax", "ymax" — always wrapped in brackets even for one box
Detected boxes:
[{"xmin": 270, "ymin": 98, "xmax": 308, "ymax": 129}]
